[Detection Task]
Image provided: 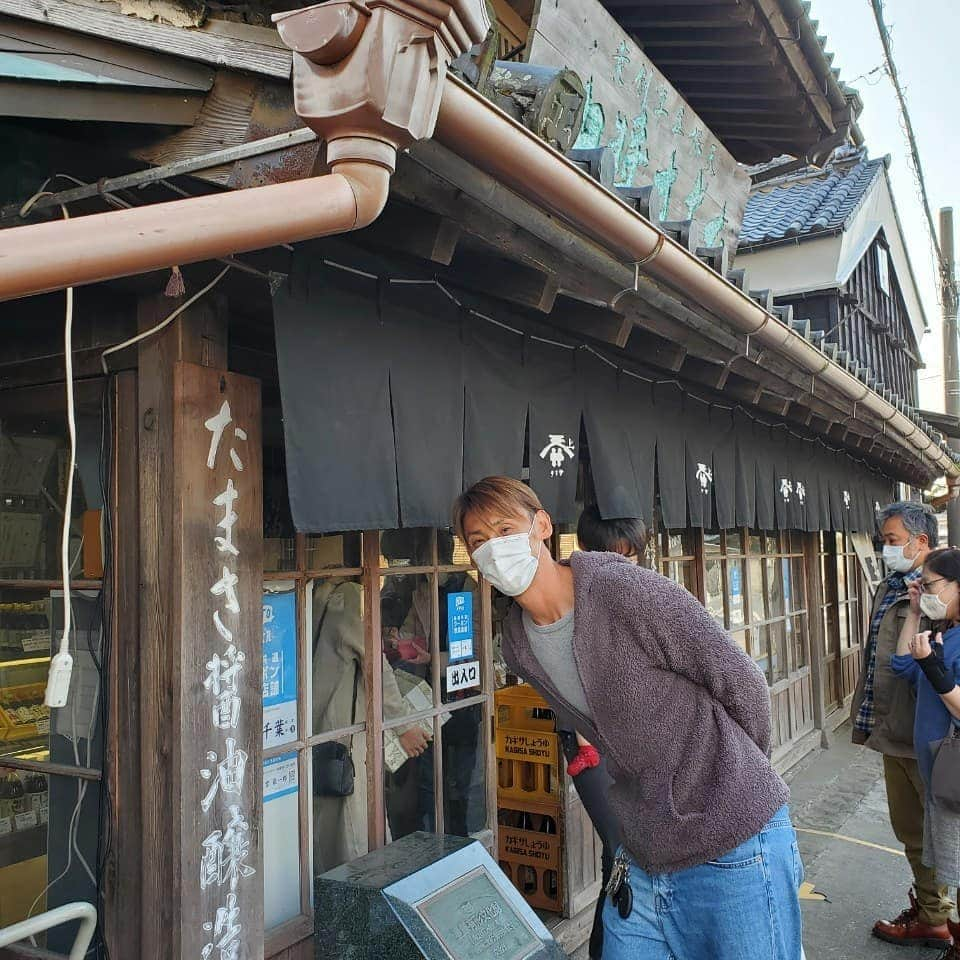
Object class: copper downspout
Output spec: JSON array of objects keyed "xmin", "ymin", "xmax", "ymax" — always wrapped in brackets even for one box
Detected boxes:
[
  {"xmin": 432, "ymin": 76, "xmax": 955, "ymax": 478},
  {"xmin": 0, "ymin": 169, "xmax": 379, "ymax": 299}
]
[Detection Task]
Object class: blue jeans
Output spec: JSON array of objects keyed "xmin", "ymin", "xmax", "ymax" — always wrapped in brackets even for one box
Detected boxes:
[{"xmin": 602, "ymin": 805, "xmax": 804, "ymax": 960}]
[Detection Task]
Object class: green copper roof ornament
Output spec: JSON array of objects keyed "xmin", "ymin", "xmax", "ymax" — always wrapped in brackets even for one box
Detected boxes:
[
  {"xmin": 654, "ymin": 150, "xmax": 679, "ymax": 221},
  {"xmin": 574, "ymin": 76, "xmax": 605, "ymax": 150},
  {"xmin": 703, "ymin": 201, "xmax": 728, "ymax": 248}
]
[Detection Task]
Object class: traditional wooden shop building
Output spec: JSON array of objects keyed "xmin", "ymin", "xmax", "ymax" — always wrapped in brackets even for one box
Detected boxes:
[{"xmin": 0, "ymin": 0, "xmax": 956, "ymax": 957}]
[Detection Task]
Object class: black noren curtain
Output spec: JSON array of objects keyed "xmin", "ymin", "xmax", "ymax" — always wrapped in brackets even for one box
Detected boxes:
[
  {"xmin": 462, "ymin": 319, "xmax": 528, "ymax": 487},
  {"xmin": 754, "ymin": 421, "xmax": 776, "ymax": 531},
  {"xmin": 526, "ymin": 338, "xmax": 582, "ymax": 523},
  {"xmin": 684, "ymin": 397, "xmax": 714, "ymax": 529},
  {"xmin": 734, "ymin": 410, "xmax": 757, "ymax": 529},
  {"xmin": 273, "ymin": 260, "xmax": 399, "ymax": 532},
  {"xmin": 384, "ymin": 281, "xmax": 464, "ymax": 528},
  {"xmin": 711, "ymin": 407, "xmax": 737, "ymax": 530},
  {"xmin": 580, "ymin": 353, "xmax": 650, "ymax": 521},
  {"xmin": 655, "ymin": 382, "xmax": 687, "ymax": 529}
]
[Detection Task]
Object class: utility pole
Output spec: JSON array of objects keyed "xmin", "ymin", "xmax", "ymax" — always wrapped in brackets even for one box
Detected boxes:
[{"xmin": 942, "ymin": 207, "xmax": 960, "ymax": 545}]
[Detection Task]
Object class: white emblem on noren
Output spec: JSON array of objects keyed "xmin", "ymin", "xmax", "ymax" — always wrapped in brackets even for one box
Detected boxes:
[
  {"xmin": 843, "ymin": 490, "xmax": 851, "ymax": 509},
  {"xmin": 780, "ymin": 478, "xmax": 793, "ymax": 502},
  {"xmin": 539, "ymin": 434, "xmax": 576, "ymax": 478},
  {"xmin": 695, "ymin": 462, "xmax": 713, "ymax": 493},
  {"xmin": 796, "ymin": 481, "xmax": 806, "ymax": 504}
]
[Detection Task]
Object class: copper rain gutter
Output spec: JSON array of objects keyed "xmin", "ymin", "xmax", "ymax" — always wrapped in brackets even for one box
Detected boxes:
[{"xmin": 0, "ymin": 0, "xmax": 950, "ymax": 478}]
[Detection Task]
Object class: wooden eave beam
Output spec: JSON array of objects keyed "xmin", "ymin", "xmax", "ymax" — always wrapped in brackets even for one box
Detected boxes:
[
  {"xmin": 638, "ymin": 46, "xmax": 776, "ymax": 66},
  {"xmin": 615, "ymin": 4, "xmax": 755, "ymax": 28},
  {"xmin": 626, "ymin": 27, "xmax": 765, "ymax": 46},
  {"xmin": 750, "ymin": 0, "xmax": 835, "ymax": 135},
  {"xmin": 445, "ymin": 246, "xmax": 559, "ymax": 313},
  {"xmin": 362, "ymin": 201, "xmax": 461, "ymax": 265},
  {"xmin": 547, "ymin": 294, "xmax": 634, "ymax": 349}
]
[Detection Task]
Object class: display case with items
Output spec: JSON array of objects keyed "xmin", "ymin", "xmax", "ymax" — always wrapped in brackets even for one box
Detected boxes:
[{"xmin": 0, "ymin": 593, "xmax": 52, "ymax": 761}]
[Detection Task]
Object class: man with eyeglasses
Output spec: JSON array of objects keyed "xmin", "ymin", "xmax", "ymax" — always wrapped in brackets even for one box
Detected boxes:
[{"xmin": 852, "ymin": 501, "xmax": 954, "ymax": 947}]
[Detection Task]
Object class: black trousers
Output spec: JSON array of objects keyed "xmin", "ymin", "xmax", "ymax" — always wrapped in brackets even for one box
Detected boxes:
[{"xmin": 559, "ymin": 731, "xmax": 621, "ymax": 959}]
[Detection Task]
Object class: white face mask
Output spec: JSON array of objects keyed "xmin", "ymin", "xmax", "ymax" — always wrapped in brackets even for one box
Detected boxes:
[
  {"xmin": 472, "ymin": 519, "xmax": 542, "ymax": 597},
  {"xmin": 883, "ymin": 540, "xmax": 917, "ymax": 574},
  {"xmin": 921, "ymin": 588, "xmax": 951, "ymax": 621}
]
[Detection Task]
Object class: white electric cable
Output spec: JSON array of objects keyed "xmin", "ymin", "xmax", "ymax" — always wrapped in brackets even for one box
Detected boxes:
[{"xmin": 99, "ymin": 266, "xmax": 231, "ymax": 374}]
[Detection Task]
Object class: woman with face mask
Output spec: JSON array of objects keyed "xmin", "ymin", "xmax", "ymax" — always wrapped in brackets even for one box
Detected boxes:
[{"xmin": 893, "ymin": 547, "xmax": 960, "ymax": 956}]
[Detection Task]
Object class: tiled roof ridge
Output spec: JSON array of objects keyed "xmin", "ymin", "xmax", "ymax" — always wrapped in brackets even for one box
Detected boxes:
[{"xmin": 739, "ymin": 151, "xmax": 886, "ymax": 247}]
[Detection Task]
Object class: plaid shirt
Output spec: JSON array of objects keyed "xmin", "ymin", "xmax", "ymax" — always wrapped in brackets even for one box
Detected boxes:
[{"xmin": 853, "ymin": 568, "xmax": 921, "ymax": 736}]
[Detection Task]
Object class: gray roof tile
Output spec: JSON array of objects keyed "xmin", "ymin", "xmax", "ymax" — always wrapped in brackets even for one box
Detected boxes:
[{"xmin": 739, "ymin": 152, "xmax": 886, "ymax": 247}]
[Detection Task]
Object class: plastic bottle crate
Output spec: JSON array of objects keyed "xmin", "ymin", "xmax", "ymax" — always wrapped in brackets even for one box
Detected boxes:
[
  {"xmin": 495, "ymin": 727, "xmax": 562, "ymax": 804},
  {"xmin": 497, "ymin": 800, "xmax": 564, "ymax": 914},
  {"xmin": 495, "ymin": 683, "xmax": 556, "ymax": 732}
]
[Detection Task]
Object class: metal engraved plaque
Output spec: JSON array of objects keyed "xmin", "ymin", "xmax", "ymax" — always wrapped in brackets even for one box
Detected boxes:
[{"xmin": 415, "ymin": 867, "xmax": 540, "ymax": 960}]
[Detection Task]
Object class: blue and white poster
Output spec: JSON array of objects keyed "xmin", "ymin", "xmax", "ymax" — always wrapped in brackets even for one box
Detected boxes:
[
  {"xmin": 262, "ymin": 590, "xmax": 298, "ymax": 748},
  {"xmin": 447, "ymin": 591, "xmax": 474, "ymax": 662}
]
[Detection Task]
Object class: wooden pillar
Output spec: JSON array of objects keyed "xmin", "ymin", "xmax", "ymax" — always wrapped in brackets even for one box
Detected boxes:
[
  {"xmin": 802, "ymin": 532, "xmax": 830, "ymax": 747},
  {"xmin": 138, "ymin": 295, "xmax": 265, "ymax": 959},
  {"xmin": 103, "ymin": 371, "xmax": 142, "ymax": 959},
  {"xmin": 361, "ymin": 531, "xmax": 386, "ymax": 850}
]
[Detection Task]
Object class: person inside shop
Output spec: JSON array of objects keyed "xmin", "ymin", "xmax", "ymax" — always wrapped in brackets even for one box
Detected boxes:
[
  {"xmin": 851, "ymin": 501, "xmax": 954, "ymax": 948},
  {"xmin": 382, "ymin": 530, "xmax": 485, "ymax": 837},
  {"xmin": 558, "ymin": 505, "xmax": 646, "ymax": 960},
  {"xmin": 892, "ymin": 546, "xmax": 960, "ymax": 957},
  {"xmin": 453, "ymin": 476, "xmax": 801, "ymax": 960},
  {"xmin": 311, "ymin": 554, "xmax": 430, "ymax": 873}
]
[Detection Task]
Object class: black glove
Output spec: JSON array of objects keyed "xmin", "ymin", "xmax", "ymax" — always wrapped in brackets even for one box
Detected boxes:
[{"xmin": 918, "ymin": 649, "xmax": 957, "ymax": 696}]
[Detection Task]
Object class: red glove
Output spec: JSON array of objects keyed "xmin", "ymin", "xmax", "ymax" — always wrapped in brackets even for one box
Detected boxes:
[{"xmin": 567, "ymin": 744, "xmax": 601, "ymax": 777}]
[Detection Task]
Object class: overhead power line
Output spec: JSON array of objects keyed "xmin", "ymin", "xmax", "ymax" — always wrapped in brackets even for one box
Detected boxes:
[{"xmin": 868, "ymin": 0, "xmax": 955, "ymax": 304}]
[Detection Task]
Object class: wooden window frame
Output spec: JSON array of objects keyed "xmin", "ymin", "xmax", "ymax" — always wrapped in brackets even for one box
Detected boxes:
[{"xmin": 262, "ymin": 529, "xmax": 496, "ymax": 958}]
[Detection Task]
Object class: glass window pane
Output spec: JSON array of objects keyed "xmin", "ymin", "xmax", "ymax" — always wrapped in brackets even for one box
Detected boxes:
[
  {"xmin": 264, "ymin": 752, "xmax": 301, "ymax": 928},
  {"xmin": 668, "ymin": 561, "xmax": 695, "ymax": 594},
  {"xmin": 380, "ymin": 573, "xmax": 434, "ymax": 714},
  {"xmin": 0, "ymin": 764, "xmax": 49, "ymax": 925},
  {"xmin": 727, "ymin": 560, "xmax": 746, "ymax": 628},
  {"xmin": 748, "ymin": 559, "xmax": 765, "ymax": 623},
  {"xmin": 750, "ymin": 626, "xmax": 771, "ymax": 680},
  {"xmin": 264, "ymin": 536, "xmax": 297, "ymax": 574},
  {"xmin": 0, "ymin": 391, "xmax": 102, "ymax": 581},
  {"xmin": 839, "ymin": 602, "xmax": 850, "ymax": 649},
  {"xmin": 1, "ymin": 588, "xmax": 102, "ymax": 769},
  {"xmin": 793, "ymin": 615, "xmax": 808, "ymax": 669},
  {"xmin": 704, "ymin": 560, "xmax": 724, "ymax": 625},
  {"xmin": 305, "ymin": 532, "xmax": 362, "ymax": 571},
  {"xmin": 704, "ymin": 532, "xmax": 722, "ymax": 560},
  {"xmin": 765, "ymin": 559, "xmax": 784, "ymax": 619},
  {"xmin": 385, "ymin": 722, "xmax": 435, "ymax": 840},
  {"xmin": 557, "ymin": 528, "xmax": 579, "ymax": 561},
  {"xmin": 440, "ymin": 572, "xmax": 480, "ymax": 705},
  {"xmin": 764, "ymin": 534, "xmax": 779, "ymax": 554},
  {"xmin": 725, "ymin": 532, "xmax": 743, "ymax": 556},
  {"xmin": 312, "ymin": 737, "xmax": 369, "ymax": 874},
  {"xmin": 442, "ymin": 704, "xmax": 487, "ymax": 837},
  {"xmin": 790, "ymin": 558, "xmax": 807, "ymax": 613},
  {"xmin": 730, "ymin": 629, "xmax": 748, "ymax": 653},
  {"xmin": 452, "ymin": 534, "xmax": 472, "ymax": 567},
  {"xmin": 667, "ymin": 532, "xmax": 685, "ymax": 557},
  {"xmin": 748, "ymin": 534, "xmax": 763, "ymax": 555},
  {"xmin": 263, "ymin": 586, "xmax": 299, "ymax": 747},
  {"xmin": 380, "ymin": 528, "xmax": 434, "ymax": 567},
  {"xmin": 310, "ymin": 577, "xmax": 364, "ymax": 735},
  {"xmin": 836, "ymin": 554, "xmax": 848, "ymax": 603},
  {"xmin": 770, "ymin": 620, "xmax": 787, "ymax": 682}
]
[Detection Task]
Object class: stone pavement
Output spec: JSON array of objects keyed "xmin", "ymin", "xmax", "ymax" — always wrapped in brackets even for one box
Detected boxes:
[{"xmin": 568, "ymin": 725, "xmax": 948, "ymax": 959}]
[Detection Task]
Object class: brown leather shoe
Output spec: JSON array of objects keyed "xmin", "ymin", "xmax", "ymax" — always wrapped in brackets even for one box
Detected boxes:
[{"xmin": 873, "ymin": 890, "xmax": 953, "ymax": 948}]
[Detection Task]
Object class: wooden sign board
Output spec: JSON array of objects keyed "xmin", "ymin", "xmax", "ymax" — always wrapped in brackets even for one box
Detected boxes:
[
  {"xmin": 174, "ymin": 362, "xmax": 264, "ymax": 960},
  {"xmin": 525, "ymin": 0, "xmax": 750, "ymax": 254}
]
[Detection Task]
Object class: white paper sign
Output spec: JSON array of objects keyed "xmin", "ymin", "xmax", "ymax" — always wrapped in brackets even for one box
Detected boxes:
[
  {"xmin": 15, "ymin": 810, "xmax": 38, "ymax": 830},
  {"xmin": 445, "ymin": 660, "xmax": 480, "ymax": 693}
]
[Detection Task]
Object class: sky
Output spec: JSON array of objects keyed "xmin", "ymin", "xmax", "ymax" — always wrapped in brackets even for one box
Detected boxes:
[{"xmin": 808, "ymin": 0, "xmax": 958, "ymax": 412}]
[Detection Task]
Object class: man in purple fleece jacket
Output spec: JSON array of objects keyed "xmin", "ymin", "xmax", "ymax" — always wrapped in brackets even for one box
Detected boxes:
[{"xmin": 454, "ymin": 477, "xmax": 803, "ymax": 960}]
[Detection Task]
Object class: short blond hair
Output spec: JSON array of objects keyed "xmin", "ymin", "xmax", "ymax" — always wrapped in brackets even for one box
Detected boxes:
[{"xmin": 452, "ymin": 476, "xmax": 543, "ymax": 542}]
